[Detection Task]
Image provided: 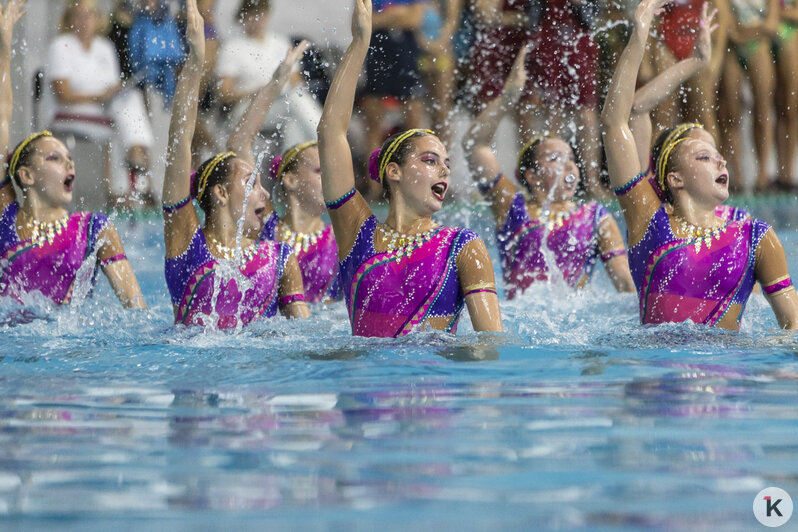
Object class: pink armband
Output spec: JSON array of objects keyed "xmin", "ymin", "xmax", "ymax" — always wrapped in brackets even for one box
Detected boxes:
[
  {"xmin": 763, "ymin": 276, "xmax": 794, "ymax": 296},
  {"xmin": 100, "ymin": 254, "xmax": 127, "ymax": 268},
  {"xmin": 279, "ymin": 293, "xmax": 306, "ymax": 306}
]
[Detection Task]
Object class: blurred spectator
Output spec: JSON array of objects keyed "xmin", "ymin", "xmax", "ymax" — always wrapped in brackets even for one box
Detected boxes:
[
  {"xmin": 129, "ymin": 0, "xmax": 185, "ymax": 106},
  {"xmin": 216, "ymin": 0, "xmax": 320, "ymax": 158},
  {"xmin": 416, "ymin": 0, "xmax": 464, "ymax": 145},
  {"xmin": 362, "ymin": 0, "xmax": 427, "ymax": 150},
  {"xmin": 108, "ymin": 0, "xmax": 135, "ymax": 80},
  {"xmin": 45, "ymin": 0, "xmax": 155, "ymax": 207}
]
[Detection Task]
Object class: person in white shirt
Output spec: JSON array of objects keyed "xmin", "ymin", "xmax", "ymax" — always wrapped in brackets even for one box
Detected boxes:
[
  {"xmin": 216, "ymin": 0, "xmax": 321, "ymax": 157},
  {"xmin": 45, "ymin": 0, "xmax": 155, "ymax": 208}
]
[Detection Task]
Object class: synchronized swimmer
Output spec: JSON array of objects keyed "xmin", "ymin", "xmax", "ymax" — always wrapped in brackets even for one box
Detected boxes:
[{"xmin": 1, "ymin": 0, "xmax": 796, "ymax": 334}]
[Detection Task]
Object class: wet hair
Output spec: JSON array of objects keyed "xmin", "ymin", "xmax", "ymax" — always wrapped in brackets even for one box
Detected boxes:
[
  {"xmin": 369, "ymin": 129, "xmax": 435, "ymax": 199},
  {"xmin": 6, "ymin": 131, "xmax": 54, "ymax": 189},
  {"xmin": 652, "ymin": 123, "xmax": 703, "ymax": 204},
  {"xmin": 237, "ymin": 0, "xmax": 270, "ymax": 23},
  {"xmin": 192, "ymin": 152, "xmax": 236, "ymax": 214}
]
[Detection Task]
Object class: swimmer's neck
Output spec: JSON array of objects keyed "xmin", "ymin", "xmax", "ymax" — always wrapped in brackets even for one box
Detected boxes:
[
  {"xmin": 203, "ymin": 217, "xmax": 252, "ymax": 248},
  {"xmin": 670, "ymin": 197, "xmax": 721, "ymax": 227},
  {"xmin": 18, "ymin": 197, "xmax": 68, "ymax": 224}
]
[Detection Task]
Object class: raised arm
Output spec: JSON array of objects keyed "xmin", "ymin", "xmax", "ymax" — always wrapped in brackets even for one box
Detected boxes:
[
  {"xmin": 630, "ymin": 3, "xmax": 716, "ymax": 167},
  {"xmin": 317, "ymin": 0, "xmax": 374, "ymax": 259},
  {"xmin": 601, "ymin": 0, "xmax": 666, "ymax": 239},
  {"xmin": 0, "ymin": 0, "xmax": 24, "ymax": 210},
  {"xmin": 462, "ymin": 46, "xmax": 527, "ymax": 225},
  {"xmin": 227, "ymin": 40, "xmax": 310, "ymax": 166},
  {"xmin": 162, "ymin": 0, "xmax": 204, "ymax": 256},
  {"xmin": 318, "ymin": 0, "xmax": 371, "ymax": 203}
]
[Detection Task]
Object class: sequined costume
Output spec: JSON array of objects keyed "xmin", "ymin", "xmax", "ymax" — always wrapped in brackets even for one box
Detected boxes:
[
  {"xmin": 628, "ymin": 205, "xmax": 770, "ymax": 326},
  {"xmin": 165, "ymin": 223, "xmax": 293, "ymax": 328},
  {"xmin": 497, "ymin": 193, "xmax": 616, "ymax": 298},
  {"xmin": 260, "ymin": 211, "xmax": 341, "ymax": 302},
  {"xmin": 0, "ymin": 201, "xmax": 123, "ymax": 304},
  {"xmin": 338, "ymin": 215, "xmax": 479, "ymax": 337}
]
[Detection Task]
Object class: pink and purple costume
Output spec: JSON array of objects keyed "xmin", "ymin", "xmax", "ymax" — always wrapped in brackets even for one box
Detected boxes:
[
  {"xmin": 260, "ymin": 212, "xmax": 341, "ymax": 302},
  {"xmin": 165, "ymin": 225, "xmax": 293, "ymax": 328},
  {"xmin": 498, "ymin": 193, "xmax": 619, "ymax": 298},
  {"xmin": 628, "ymin": 205, "xmax": 770, "ymax": 326},
  {"xmin": 339, "ymin": 216, "xmax": 479, "ymax": 337},
  {"xmin": 0, "ymin": 201, "xmax": 122, "ymax": 304}
]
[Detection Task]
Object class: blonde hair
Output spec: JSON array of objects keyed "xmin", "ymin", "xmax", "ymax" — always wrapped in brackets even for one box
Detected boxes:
[{"xmin": 58, "ymin": 0, "xmax": 105, "ymax": 36}]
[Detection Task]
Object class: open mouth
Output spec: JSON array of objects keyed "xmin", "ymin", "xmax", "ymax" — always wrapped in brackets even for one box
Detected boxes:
[
  {"xmin": 254, "ymin": 206, "xmax": 266, "ymax": 219},
  {"xmin": 563, "ymin": 174, "xmax": 577, "ymax": 187},
  {"xmin": 715, "ymin": 174, "xmax": 728, "ymax": 186},
  {"xmin": 431, "ymin": 182, "xmax": 448, "ymax": 201},
  {"xmin": 64, "ymin": 174, "xmax": 75, "ymax": 192}
]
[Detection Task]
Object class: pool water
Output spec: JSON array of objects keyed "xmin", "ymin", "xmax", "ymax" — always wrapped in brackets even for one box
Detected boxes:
[{"xmin": 1, "ymin": 198, "xmax": 797, "ymax": 531}]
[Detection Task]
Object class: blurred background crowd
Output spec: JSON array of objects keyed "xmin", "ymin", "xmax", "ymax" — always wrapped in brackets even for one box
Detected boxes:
[{"xmin": 6, "ymin": 0, "xmax": 798, "ymax": 209}]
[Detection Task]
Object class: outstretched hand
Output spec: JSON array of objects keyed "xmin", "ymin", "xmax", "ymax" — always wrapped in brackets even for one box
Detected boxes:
[
  {"xmin": 0, "ymin": 0, "xmax": 26, "ymax": 52},
  {"xmin": 184, "ymin": 0, "xmax": 205, "ymax": 64},
  {"xmin": 504, "ymin": 44, "xmax": 531, "ymax": 97},
  {"xmin": 633, "ymin": 0, "xmax": 669, "ymax": 35},
  {"xmin": 694, "ymin": 2, "xmax": 718, "ymax": 62},
  {"xmin": 351, "ymin": 0, "xmax": 372, "ymax": 43},
  {"xmin": 272, "ymin": 39, "xmax": 311, "ymax": 86}
]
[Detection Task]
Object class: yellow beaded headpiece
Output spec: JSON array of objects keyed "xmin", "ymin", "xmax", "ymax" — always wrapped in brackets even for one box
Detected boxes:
[
  {"xmin": 275, "ymin": 141, "xmax": 317, "ymax": 180},
  {"xmin": 656, "ymin": 123, "xmax": 704, "ymax": 191},
  {"xmin": 196, "ymin": 151, "xmax": 236, "ymax": 202},
  {"xmin": 7, "ymin": 130, "xmax": 53, "ymax": 179},
  {"xmin": 377, "ymin": 128, "xmax": 435, "ymax": 184},
  {"xmin": 517, "ymin": 134, "xmax": 554, "ymax": 172}
]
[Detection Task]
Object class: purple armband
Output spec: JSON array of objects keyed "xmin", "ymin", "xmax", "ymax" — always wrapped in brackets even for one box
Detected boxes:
[
  {"xmin": 325, "ymin": 187, "xmax": 356, "ymax": 210},
  {"xmin": 477, "ymin": 173, "xmax": 502, "ymax": 193},
  {"xmin": 600, "ymin": 248, "xmax": 627, "ymax": 262},
  {"xmin": 613, "ymin": 170, "xmax": 646, "ymax": 197},
  {"xmin": 100, "ymin": 253, "xmax": 127, "ymax": 268},
  {"xmin": 279, "ymin": 293, "xmax": 305, "ymax": 306},
  {"xmin": 763, "ymin": 276, "xmax": 794, "ymax": 296},
  {"xmin": 162, "ymin": 196, "xmax": 191, "ymax": 213}
]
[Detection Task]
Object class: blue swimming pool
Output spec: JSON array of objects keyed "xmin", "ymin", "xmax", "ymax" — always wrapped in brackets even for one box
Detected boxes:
[{"xmin": 2, "ymin": 197, "xmax": 797, "ymax": 531}]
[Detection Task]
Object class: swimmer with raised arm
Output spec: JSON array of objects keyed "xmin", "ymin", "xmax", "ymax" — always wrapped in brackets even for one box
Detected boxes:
[
  {"xmin": 0, "ymin": 0, "xmax": 145, "ymax": 309},
  {"xmin": 161, "ymin": 0, "xmax": 308, "ymax": 328},
  {"xmin": 463, "ymin": 47, "xmax": 635, "ymax": 298},
  {"xmin": 317, "ymin": 0, "xmax": 502, "ymax": 337},
  {"xmin": 601, "ymin": 0, "xmax": 798, "ymax": 329},
  {"xmin": 627, "ymin": 4, "xmax": 748, "ymax": 222},
  {"xmin": 226, "ymin": 41, "xmax": 341, "ymax": 303}
]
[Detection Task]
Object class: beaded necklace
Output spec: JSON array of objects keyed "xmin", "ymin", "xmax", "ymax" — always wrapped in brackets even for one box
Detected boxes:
[
  {"xmin": 672, "ymin": 214, "xmax": 727, "ymax": 253},
  {"xmin": 209, "ymin": 237, "xmax": 257, "ymax": 264},
  {"xmin": 378, "ymin": 223, "xmax": 437, "ymax": 259},
  {"xmin": 23, "ymin": 213, "xmax": 70, "ymax": 247},
  {"xmin": 280, "ymin": 224, "xmax": 326, "ymax": 254},
  {"xmin": 531, "ymin": 205, "xmax": 575, "ymax": 231}
]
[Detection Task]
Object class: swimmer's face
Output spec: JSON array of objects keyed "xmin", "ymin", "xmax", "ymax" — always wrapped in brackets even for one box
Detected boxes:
[
  {"xmin": 18, "ymin": 137, "xmax": 75, "ymax": 208},
  {"xmin": 282, "ymin": 147, "xmax": 324, "ymax": 216},
  {"xmin": 524, "ymin": 138, "xmax": 580, "ymax": 203},
  {"xmin": 387, "ymin": 135, "xmax": 450, "ymax": 217},
  {"xmin": 221, "ymin": 157, "xmax": 269, "ymax": 238},
  {"xmin": 670, "ymin": 139, "xmax": 729, "ymax": 205}
]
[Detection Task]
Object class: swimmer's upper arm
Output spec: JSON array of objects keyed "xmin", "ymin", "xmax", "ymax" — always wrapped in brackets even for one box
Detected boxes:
[
  {"xmin": 96, "ymin": 224, "xmax": 146, "ymax": 309},
  {"xmin": 755, "ymin": 227, "xmax": 798, "ymax": 329},
  {"xmin": 278, "ymin": 253, "xmax": 310, "ymax": 319},
  {"xmin": 457, "ymin": 237, "xmax": 503, "ymax": 333}
]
